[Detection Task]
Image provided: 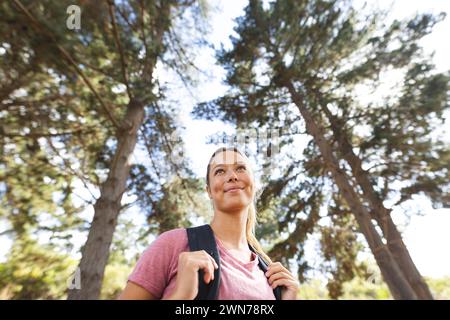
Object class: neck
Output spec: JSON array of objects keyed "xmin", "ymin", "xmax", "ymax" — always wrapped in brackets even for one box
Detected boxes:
[{"xmin": 210, "ymin": 206, "xmax": 249, "ymax": 250}]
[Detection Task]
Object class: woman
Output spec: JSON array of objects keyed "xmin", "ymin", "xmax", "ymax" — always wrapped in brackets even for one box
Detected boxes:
[{"xmin": 119, "ymin": 147, "xmax": 299, "ymax": 299}]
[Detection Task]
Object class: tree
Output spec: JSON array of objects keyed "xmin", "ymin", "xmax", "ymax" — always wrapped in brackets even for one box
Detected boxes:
[
  {"xmin": 0, "ymin": 235, "xmax": 76, "ymax": 299},
  {"xmin": 2, "ymin": 0, "xmax": 209, "ymax": 299},
  {"xmin": 193, "ymin": 0, "xmax": 449, "ymax": 299}
]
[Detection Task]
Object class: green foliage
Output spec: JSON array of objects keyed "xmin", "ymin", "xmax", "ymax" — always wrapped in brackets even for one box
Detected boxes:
[
  {"xmin": 152, "ymin": 176, "xmax": 211, "ymax": 233},
  {"xmin": 340, "ymin": 273, "xmax": 391, "ymax": 300},
  {"xmin": 100, "ymin": 263, "xmax": 134, "ymax": 300},
  {"xmin": 297, "ymin": 279, "xmax": 329, "ymax": 299},
  {"xmin": 1, "ymin": 0, "xmax": 211, "ymax": 299},
  {"xmin": 0, "ymin": 233, "xmax": 137, "ymax": 300},
  {"xmin": 320, "ymin": 211, "xmax": 367, "ymax": 299},
  {"xmin": 426, "ymin": 277, "xmax": 450, "ymax": 300},
  {"xmin": 298, "ymin": 262, "xmax": 450, "ymax": 300},
  {"xmin": 302, "ymin": 276, "xmax": 392, "ymax": 300},
  {"xmin": 0, "ymin": 236, "xmax": 76, "ymax": 299}
]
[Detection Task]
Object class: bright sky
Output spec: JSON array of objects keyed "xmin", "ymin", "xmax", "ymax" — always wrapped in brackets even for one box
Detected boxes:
[{"xmin": 1, "ymin": 0, "xmax": 448, "ymax": 280}]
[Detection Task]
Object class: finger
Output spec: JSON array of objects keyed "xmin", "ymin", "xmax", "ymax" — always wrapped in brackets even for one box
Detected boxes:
[
  {"xmin": 268, "ymin": 271, "xmax": 293, "ymax": 285},
  {"xmin": 207, "ymin": 253, "xmax": 219, "ymax": 270},
  {"xmin": 196, "ymin": 251, "xmax": 216, "ymax": 281},
  {"xmin": 203, "ymin": 252, "xmax": 218, "ymax": 283},
  {"xmin": 206, "ymin": 259, "xmax": 215, "ymax": 283},
  {"xmin": 268, "ymin": 262, "xmax": 283, "ymax": 268},
  {"xmin": 272, "ymin": 278, "xmax": 300, "ymax": 290},
  {"xmin": 271, "ymin": 278, "xmax": 293, "ymax": 289},
  {"xmin": 268, "ymin": 262, "xmax": 285, "ymax": 272},
  {"xmin": 198, "ymin": 258, "xmax": 215, "ymax": 284},
  {"xmin": 266, "ymin": 264, "xmax": 286, "ymax": 277},
  {"xmin": 198, "ymin": 250, "xmax": 218, "ymax": 270}
]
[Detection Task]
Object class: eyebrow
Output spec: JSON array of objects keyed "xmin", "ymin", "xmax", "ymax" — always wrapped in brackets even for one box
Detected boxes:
[{"xmin": 212, "ymin": 162, "xmax": 247, "ymax": 171}]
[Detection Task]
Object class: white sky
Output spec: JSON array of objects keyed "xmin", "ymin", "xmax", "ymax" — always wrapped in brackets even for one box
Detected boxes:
[{"xmin": 1, "ymin": 0, "xmax": 448, "ymax": 279}]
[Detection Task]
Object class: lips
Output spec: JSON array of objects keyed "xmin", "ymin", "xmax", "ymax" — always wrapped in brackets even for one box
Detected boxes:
[{"xmin": 224, "ymin": 186, "xmax": 244, "ymax": 193}]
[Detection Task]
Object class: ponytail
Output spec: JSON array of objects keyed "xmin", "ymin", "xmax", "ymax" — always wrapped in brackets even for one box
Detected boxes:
[{"xmin": 246, "ymin": 201, "xmax": 272, "ymax": 264}]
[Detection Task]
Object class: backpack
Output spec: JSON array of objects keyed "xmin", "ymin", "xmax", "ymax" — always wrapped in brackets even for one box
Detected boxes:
[{"xmin": 186, "ymin": 224, "xmax": 282, "ymax": 300}]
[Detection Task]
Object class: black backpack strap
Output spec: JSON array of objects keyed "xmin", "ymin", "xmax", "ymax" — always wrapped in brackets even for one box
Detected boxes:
[
  {"xmin": 186, "ymin": 224, "xmax": 221, "ymax": 300},
  {"xmin": 249, "ymin": 245, "xmax": 282, "ymax": 300}
]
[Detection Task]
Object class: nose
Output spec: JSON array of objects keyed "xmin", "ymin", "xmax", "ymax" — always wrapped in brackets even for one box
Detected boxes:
[{"xmin": 227, "ymin": 170, "xmax": 238, "ymax": 182}]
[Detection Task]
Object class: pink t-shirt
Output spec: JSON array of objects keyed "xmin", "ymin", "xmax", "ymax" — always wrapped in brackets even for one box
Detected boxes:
[{"xmin": 128, "ymin": 228, "xmax": 276, "ymax": 300}]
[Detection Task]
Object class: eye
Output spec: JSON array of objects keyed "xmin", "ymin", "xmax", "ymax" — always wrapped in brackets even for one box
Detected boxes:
[
  {"xmin": 214, "ymin": 168, "xmax": 224, "ymax": 175},
  {"xmin": 236, "ymin": 165, "xmax": 246, "ymax": 172}
]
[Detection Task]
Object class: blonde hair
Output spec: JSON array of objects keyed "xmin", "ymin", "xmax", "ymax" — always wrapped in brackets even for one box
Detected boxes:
[{"xmin": 206, "ymin": 147, "xmax": 272, "ymax": 264}]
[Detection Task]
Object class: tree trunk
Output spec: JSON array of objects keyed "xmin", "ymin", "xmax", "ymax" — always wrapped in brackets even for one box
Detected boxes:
[
  {"xmin": 284, "ymin": 80, "xmax": 418, "ymax": 299},
  {"xmin": 67, "ymin": 99, "xmax": 144, "ymax": 300},
  {"xmin": 319, "ymin": 102, "xmax": 433, "ymax": 299}
]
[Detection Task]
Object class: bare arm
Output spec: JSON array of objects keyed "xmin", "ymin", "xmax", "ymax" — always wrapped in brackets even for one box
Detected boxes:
[
  {"xmin": 118, "ymin": 250, "xmax": 217, "ymax": 300},
  {"xmin": 117, "ymin": 281, "xmax": 156, "ymax": 300}
]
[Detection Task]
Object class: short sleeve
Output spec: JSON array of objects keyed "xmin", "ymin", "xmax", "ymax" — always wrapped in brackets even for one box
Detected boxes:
[{"xmin": 127, "ymin": 228, "xmax": 187, "ymax": 299}]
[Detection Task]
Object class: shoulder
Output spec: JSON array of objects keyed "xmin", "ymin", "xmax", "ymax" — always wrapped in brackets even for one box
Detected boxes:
[
  {"xmin": 128, "ymin": 228, "xmax": 189, "ymax": 298},
  {"xmin": 155, "ymin": 227, "xmax": 188, "ymax": 244},
  {"xmin": 147, "ymin": 227, "xmax": 188, "ymax": 254},
  {"xmin": 135, "ymin": 228, "xmax": 188, "ymax": 273}
]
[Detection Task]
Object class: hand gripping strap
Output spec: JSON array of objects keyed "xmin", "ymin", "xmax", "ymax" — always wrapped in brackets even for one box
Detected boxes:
[
  {"xmin": 186, "ymin": 224, "xmax": 221, "ymax": 300},
  {"xmin": 249, "ymin": 244, "xmax": 282, "ymax": 300}
]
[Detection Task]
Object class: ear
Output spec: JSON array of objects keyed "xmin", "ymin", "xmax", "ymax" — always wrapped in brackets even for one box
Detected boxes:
[{"xmin": 206, "ymin": 186, "xmax": 212, "ymax": 199}]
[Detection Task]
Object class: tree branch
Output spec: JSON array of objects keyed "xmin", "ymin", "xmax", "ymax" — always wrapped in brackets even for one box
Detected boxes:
[
  {"xmin": 46, "ymin": 138, "xmax": 98, "ymax": 202},
  {"xmin": 138, "ymin": 0, "xmax": 151, "ymax": 83},
  {"xmin": 139, "ymin": 128, "xmax": 163, "ymax": 182},
  {"xmin": 1, "ymin": 127, "xmax": 96, "ymax": 138},
  {"xmin": 106, "ymin": 0, "xmax": 133, "ymax": 101},
  {"xmin": 12, "ymin": 0, "xmax": 121, "ymax": 129},
  {"xmin": 151, "ymin": 101, "xmax": 199, "ymax": 208}
]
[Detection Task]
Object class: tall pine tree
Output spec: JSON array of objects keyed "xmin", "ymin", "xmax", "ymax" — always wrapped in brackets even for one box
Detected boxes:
[{"xmin": 193, "ymin": 0, "xmax": 449, "ymax": 299}]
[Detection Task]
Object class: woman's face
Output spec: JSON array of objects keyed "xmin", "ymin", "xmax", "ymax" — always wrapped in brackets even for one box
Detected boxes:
[{"xmin": 207, "ymin": 150, "xmax": 254, "ymax": 213}]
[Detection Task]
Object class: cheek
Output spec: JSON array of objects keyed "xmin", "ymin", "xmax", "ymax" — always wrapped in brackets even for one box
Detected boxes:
[
  {"xmin": 241, "ymin": 173, "xmax": 254, "ymax": 193},
  {"xmin": 210, "ymin": 178, "xmax": 224, "ymax": 196}
]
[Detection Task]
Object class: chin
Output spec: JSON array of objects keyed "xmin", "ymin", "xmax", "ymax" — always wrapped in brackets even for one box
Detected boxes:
[{"xmin": 220, "ymin": 199, "xmax": 251, "ymax": 212}]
